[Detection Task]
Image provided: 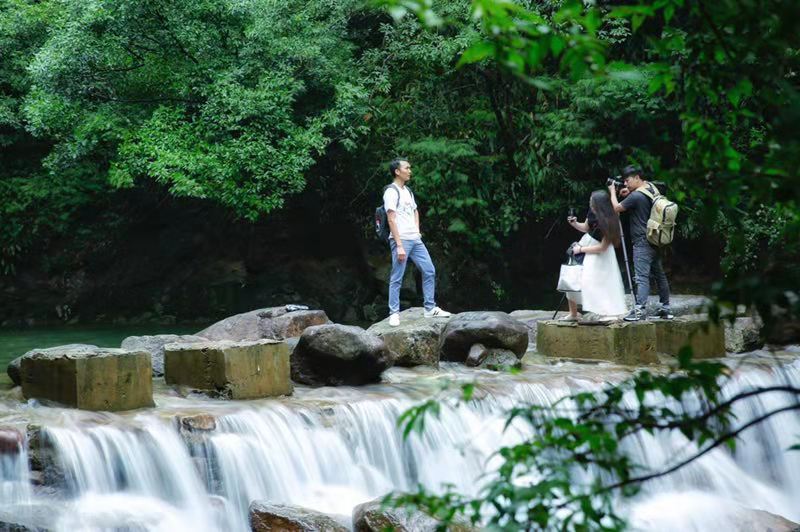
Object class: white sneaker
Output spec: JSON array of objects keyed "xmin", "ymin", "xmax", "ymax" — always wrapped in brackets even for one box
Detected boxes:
[
  {"xmin": 423, "ymin": 307, "xmax": 451, "ymax": 318},
  {"xmin": 388, "ymin": 313, "xmax": 400, "ymax": 327}
]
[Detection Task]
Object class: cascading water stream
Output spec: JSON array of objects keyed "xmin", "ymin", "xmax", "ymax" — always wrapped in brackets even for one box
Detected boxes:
[{"xmin": 0, "ymin": 357, "xmax": 798, "ymax": 531}]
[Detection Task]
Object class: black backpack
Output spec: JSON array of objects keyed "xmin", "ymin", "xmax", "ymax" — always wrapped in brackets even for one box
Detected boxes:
[{"xmin": 374, "ymin": 184, "xmax": 413, "ymax": 240}]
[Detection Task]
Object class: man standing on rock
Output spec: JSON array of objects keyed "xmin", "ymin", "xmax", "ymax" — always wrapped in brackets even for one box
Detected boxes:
[
  {"xmin": 384, "ymin": 158, "xmax": 451, "ymax": 326},
  {"xmin": 610, "ymin": 165, "xmax": 673, "ymax": 321}
]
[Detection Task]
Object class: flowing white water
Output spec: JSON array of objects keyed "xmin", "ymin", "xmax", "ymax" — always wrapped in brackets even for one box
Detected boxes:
[{"xmin": 0, "ymin": 356, "xmax": 798, "ymax": 530}]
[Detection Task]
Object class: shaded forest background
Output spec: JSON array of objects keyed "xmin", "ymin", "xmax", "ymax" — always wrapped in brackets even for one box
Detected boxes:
[{"xmin": 0, "ymin": 0, "xmax": 770, "ymax": 326}]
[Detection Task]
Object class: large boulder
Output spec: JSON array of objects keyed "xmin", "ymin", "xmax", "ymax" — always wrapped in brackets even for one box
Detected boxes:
[
  {"xmin": 537, "ymin": 321, "xmax": 659, "ymax": 365},
  {"xmin": 7, "ymin": 356, "xmax": 22, "ymax": 387},
  {"xmin": 292, "ymin": 324, "xmax": 393, "ymax": 386},
  {"xmin": 8, "ymin": 344, "xmax": 98, "ymax": 387},
  {"xmin": 353, "ymin": 498, "xmax": 474, "ymax": 532},
  {"xmin": 367, "ymin": 308, "xmax": 447, "ymax": 367},
  {"xmin": 164, "ymin": 339, "xmax": 292, "ymax": 399},
  {"xmin": 196, "ymin": 305, "xmax": 330, "ymax": 342},
  {"xmin": 509, "ymin": 310, "xmax": 556, "ymax": 348},
  {"xmin": 121, "ymin": 334, "xmax": 206, "ymax": 376},
  {"xmin": 250, "ymin": 501, "xmax": 347, "ymax": 532},
  {"xmin": 725, "ymin": 316, "xmax": 764, "ymax": 353},
  {"xmin": 20, "ymin": 345, "xmax": 153, "ymax": 411},
  {"xmin": 439, "ymin": 312, "xmax": 528, "ymax": 363}
]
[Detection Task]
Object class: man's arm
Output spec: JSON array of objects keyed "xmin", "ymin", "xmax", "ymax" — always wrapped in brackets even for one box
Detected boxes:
[
  {"xmin": 609, "ymin": 185, "xmax": 630, "ymax": 213},
  {"xmin": 415, "ymin": 210, "xmax": 420, "ymax": 233},
  {"xmin": 387, "ymin": 211, "xmax": 407, "ymax": 262}
]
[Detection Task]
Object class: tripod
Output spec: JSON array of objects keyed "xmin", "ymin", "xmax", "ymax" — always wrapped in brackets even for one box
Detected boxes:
[{"xmin": 619, "ymin": 218, "xmax": 635, "ymax": 310}]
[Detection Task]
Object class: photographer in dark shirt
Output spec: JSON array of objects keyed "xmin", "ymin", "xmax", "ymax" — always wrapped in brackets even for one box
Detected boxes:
[{"xmin": 609, "ymin": 166, "xmax": 673, "ymax": 321}]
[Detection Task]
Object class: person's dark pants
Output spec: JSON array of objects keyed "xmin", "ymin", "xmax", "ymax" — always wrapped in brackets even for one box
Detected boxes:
[{"xmin": 633, "ymin": 239, "xmax": 670, "ymax": 309}]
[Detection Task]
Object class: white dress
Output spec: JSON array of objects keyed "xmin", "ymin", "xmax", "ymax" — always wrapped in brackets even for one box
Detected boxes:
[{"xmin": 566, "ymin": 233, "xmax": 627, "ymax": 317}]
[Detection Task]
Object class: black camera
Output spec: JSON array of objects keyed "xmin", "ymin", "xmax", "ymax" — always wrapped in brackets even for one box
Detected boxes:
[{"xmin": 606, "ymin": 175, "xmax": 623, "ymax": 188}]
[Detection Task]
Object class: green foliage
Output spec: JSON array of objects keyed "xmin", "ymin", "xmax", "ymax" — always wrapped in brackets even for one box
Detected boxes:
[{"xmin": 378, "ymin": 0, "xmax": 800, "ymax": 529}]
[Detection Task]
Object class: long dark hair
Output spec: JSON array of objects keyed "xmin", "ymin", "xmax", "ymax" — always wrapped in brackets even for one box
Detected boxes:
[{"xmin": 590, "ymin": 190, "xmax": 621, "ymax": 247}]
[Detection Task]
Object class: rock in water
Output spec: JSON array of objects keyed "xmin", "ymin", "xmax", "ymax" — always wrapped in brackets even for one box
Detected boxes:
[
  {"xmin": 724, "ymin": 316, "xmax": 764, "ymax": 353},
  {"xmin": 121, "ymin": 335, "xmax": 206, "ymax": 376},
  {"xmin": 196, "ymin": 306, "xmax": 330, "ymax": 341},
  {"xmin": 20, "ymin": 345, "xmax": 153, "ymax": 411},
  {"xmin": 353, "ymin": 498, "xmax": 474, "ymax": 532},
  {"xmin": 439, "ymin": 312, "xmax": 528, "ymax": 363},
  {"xmin": 292, "ymin": 324, "xmax": 393, "ymax": 386},
  {"xmin": 6, "ymin": 356, "xmax": 22, "ymax": 387},
  {"xmin": 250, "ymin": 501, "xmax": 347, "ymax": 532},
  {"xmin": 367, "ymin": 308, "xmax": 447, "ymax": 367},
  {"xmin": 164, "ymin": 340, "xmax": 292, "ymax": 399}
]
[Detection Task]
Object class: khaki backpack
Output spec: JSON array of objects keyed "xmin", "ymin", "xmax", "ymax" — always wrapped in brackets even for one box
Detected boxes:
[{"xmin": 638, "ymin": 184, "xmax": 678, "ymax": 247}]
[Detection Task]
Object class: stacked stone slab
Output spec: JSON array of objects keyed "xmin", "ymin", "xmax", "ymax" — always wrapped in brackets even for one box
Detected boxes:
[
  {"xmin": 653, "ymin": 314, "xmax": 725, "ymax": 359},
  {"xmin": 164, "ymin": 339, "xmax": 292, "ymax": 399},
  {"xmin": 20, "ymin": 346, "xmax": 153, "ymax": 411},
  {"xmin": 537, "ymin": 321, "xmax": 658, "ymax": 365}
]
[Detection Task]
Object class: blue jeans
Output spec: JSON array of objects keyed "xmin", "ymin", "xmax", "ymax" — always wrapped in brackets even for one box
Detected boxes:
[
  {"xmin": 633, "ymin": 239, "xmax": 670, "ymax": 309},
  {"xmin": 388, "ymin": 239, "xmax": 436, "ymax": 314}
]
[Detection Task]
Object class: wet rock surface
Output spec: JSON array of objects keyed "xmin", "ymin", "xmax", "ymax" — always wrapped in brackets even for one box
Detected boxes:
[
  {"xmin": 250, "ymin": 501, "xmax": 347, "ymax": 532},
  {"xmin": 292, "ymin": 324, "xmax": 393, "ymax": 386},
  {"xmin": 367, "ymin": 308, "xmax": 447, "ymax": 367},
  {"xmin": 121, "ymin": 334, "xmax": 206, "ymax": 376},
  {"xmin": 439, "ymin": 312, "xmax": 528, "ymax": 363},
  {"xmin": 196, "ymin": 306, "xmax": 330, "ymax": 342},
  {"xmin": 725, "ymin": 316, "xmax": 764, "ymax": 353},
  {"xmin": 466, "ymin": 344, "xmax": 520, "ymax": 370},
  {"xmin": 353, "ymin": 498, "xmax": 474, "ymax": 532}
]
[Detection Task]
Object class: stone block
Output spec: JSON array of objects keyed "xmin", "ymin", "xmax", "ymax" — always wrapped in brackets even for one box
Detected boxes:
[
  {"xmin": 164, "ymin": 340, "xmax": 292, "ymax": 399},
  {"xmin": 536, "ymin": 321, "xmax": 658, "ymax": 365},
  {"xmin": 653, "ymin": 315, "xmax": 725, "ymax": 359},
  {"xmin": 724, "ymin": 316, "xmax": 764, "ymax": 353},
  {"xmin": 20, "ymin": 346, "xmax": 153, "ymax": 411}
]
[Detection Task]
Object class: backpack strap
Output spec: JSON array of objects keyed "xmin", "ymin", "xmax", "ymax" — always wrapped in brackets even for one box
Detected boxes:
[
  {"xmin": 636, "ymin": 184, "xmax": 660, "ymax": 202},
  {"xmin": 385, "ymin": 183, "xmax": 412, "ymax": 210}
]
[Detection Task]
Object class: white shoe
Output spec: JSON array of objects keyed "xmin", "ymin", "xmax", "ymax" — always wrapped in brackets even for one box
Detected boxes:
[
  {"xmin": 388, "ymin": 313, "xmax": 400, "ymax": 326},
  {"xmin": 423, "ymin": 307, "xmax": 451, "ymax": 318}
]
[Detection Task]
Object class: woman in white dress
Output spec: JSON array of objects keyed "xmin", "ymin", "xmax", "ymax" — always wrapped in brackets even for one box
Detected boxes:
[{"xmin": 562, "ymin": 190, "xmax": 627, "ymax": 321}]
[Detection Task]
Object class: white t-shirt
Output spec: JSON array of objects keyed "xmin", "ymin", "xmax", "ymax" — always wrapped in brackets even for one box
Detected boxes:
[{"xmin": 383, "ymin": 184, "xmax": 420, "ymax": 241}]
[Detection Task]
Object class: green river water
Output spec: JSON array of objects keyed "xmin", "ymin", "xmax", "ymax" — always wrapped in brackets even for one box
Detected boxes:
[{"xmin": 0, "ymin": 324, "xmax": 204, "ymax": 386}]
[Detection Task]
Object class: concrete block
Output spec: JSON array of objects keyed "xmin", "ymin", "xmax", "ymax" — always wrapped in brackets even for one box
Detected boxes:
[
  {"xmin": 164, "ymin": 340, "xmax": 292, "ymax": 399},
  {"xmin": 653, "ymin": 315, "xmax": 725, "ymax": 359},
  {"xmin": 536, "ymin": 321, "xmax": 658, "ymax": 365},
  {"xmin": 20, "ymin": 346, "xmax": 153, "ymax": 411}
]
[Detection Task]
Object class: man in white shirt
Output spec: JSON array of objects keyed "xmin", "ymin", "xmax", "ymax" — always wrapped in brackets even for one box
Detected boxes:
[{"xmin": 384, "ymin": 158, "xmax": 451, "ymax": 326}]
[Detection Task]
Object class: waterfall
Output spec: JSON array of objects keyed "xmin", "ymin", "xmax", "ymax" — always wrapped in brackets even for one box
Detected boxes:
[{"xmin": 0, "ymin": 358, "xmax": 798, "ymax": 531}]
